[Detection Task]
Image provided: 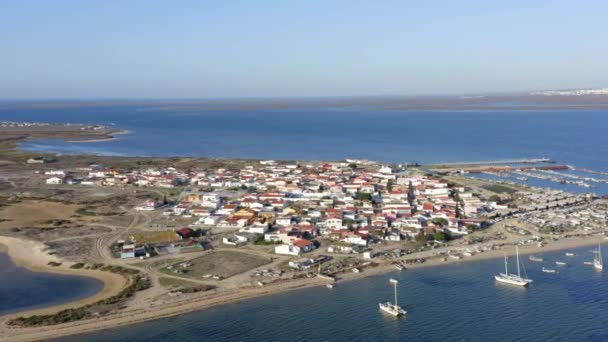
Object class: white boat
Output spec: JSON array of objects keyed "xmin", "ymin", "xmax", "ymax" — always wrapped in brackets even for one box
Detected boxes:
[
  {"xmin": 565, "ymin": 252, "xmax": 575, "ymax": 257},
  {"xmin": 555, "ymin": 261, "xmax": 567, "ymax": 266},
  {"xmin": 326, "ymin": 283, "xmax": 334, "ymax": 289},
  {"xmin": 379, "ymin": 278, "xmax": 407, "ymax": 316},
  {"xmin": 529, "ymin": 256, "xmax": 544, "ymax": 263},
  {"xmin": 394, "ymin": 264, "xmax": 403, "ymax": 271},
  {"xmin": 495, "ymin": 246, "xmax": 533, "ymax": 287},
  {"xmin": 542, "ymin": 267, "xmax": 557, "ymax": 273},
  {"xmin": 584, "ymin": 261, "xmax": 594, "ymax": 265},
  {"xmin": 594, "ymin": 243, "xmax": 603, "ymax": 270}
]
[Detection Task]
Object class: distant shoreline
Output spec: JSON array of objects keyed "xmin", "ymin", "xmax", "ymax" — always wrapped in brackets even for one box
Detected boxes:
[{"xmin": 64, "ymin": 130, "xmax": 130, "ymax": 143}]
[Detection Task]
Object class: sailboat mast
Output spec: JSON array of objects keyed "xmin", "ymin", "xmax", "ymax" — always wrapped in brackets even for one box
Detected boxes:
[
  {"xmin": 394, "ymin": 281, "xmax": 398, "ymax": 305},
  {"xmin": 599, "ymin": 243, "xmax": 603, "ymax": 264},
  {"xmin": 504, "ymin": 254, "xmax": 508, "ymax": 274},
  {"xmin": 516, "ymin": 246, "xmax": 521, "ymax": 277}
]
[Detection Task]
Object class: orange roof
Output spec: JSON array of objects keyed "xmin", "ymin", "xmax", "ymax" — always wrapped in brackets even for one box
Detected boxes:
[{"xmin": 294, "ymin": 239, "xmax": 313, "ymax": 248}]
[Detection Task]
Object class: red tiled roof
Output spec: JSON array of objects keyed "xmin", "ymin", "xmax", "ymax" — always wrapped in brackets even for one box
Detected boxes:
[{"xmin": 293, "ymin": 239, "xmax": 313, "ymax": 248}]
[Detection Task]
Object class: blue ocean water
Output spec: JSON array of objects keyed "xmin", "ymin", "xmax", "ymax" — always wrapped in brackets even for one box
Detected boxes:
[
  {"xmin": 0, "ymin": 253, "xmax": 103, "ymax": 315},
  {"xmin": 56, "ymin": 246, "xmax": 608, "ymax": 342},
  {"xmin": 0, "ymin": 105, "xmax": 606, "ymax": 171}
]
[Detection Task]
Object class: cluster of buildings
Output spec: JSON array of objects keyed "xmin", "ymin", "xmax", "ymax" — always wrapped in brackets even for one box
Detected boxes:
[
  {"xmin": 158, "ymin": 161, "xmax": 494, "ymax": 256},
  {"xmin": 518, "ymin": 199, "xmax": 607, "ymax": 234},
  {"xmin": 531, "ymin": 88, "xmax": 608, "ymax": 96},
  {"xmin": 43, "ymin": 165, "xmax": 189, "ymax": 187},
  {"xmin": 42, "ymin": 160, "xmax": 498, "ymax": 258}
]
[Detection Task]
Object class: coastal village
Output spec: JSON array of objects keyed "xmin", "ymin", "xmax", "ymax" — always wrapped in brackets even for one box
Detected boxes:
[
  {"xmin": 40, "ymin": 160, "xmax": 491, "ymax": 259},
  {"xmin": 35, "ymin": 158, "xmax": 604, "ymax": 277},
  {"xmin": 0, "ymin": 125, "xmax": 607, "ymax": 341}
]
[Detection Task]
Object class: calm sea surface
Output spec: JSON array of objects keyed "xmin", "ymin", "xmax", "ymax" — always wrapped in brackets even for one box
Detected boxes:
[
  {"xmin": 0, "ymin": 106, "xmax": 605, "ymax": 170},
  {"xmin": 55, "ymin": 246, "xmax": 608, "ymax": 342},
  {"xmin": 0, "ymin": 253, "xmax": 103, "ymax": 315}
]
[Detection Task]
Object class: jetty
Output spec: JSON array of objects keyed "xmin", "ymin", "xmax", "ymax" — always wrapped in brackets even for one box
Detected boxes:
[
  {"xmin": 430, "ymin": 158, "xmax": 554, "ymax": 166},
  {"xmin": 459, "ymin": 165, "xmax": 569, "ymax": 173}
]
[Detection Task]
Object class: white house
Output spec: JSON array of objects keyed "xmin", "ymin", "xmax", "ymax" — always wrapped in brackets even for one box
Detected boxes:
[
  {"xmin": 239, "ymin": 223, "xmax": 268, "ymax": 235},
  {"xmin": 325, "ymin": 217, "xmax": 343, "ymax": 230},
  {"xmin": 44, "ymin": 170, "xmax": 66, "ymax": 176},
  {"xmin": 344, "ymin": 234, "xmax": 368, "ymax": 246},
  {"xmin": 274, "ymin": 239, "xmax": 316, "ymax": 256},
  {"xmin": 264, "ymin": 232, "xmax": 282, "ymax": 242},
  {"xmin": 45, "ymin": 177, "xmax": 64, "ymax": 185},
  {"xmin": 203, "ymin": 215, "xmax": 223, "ymax": 225},
  {"xmin": 276, "ymin": 216, "xmax": 292, "ymax": 226},
  {"xmin": 327, "ymin": 242, "xmax": 355, "ymax": 253},
  {"xmin": 135, "ymin": 200, "xmax": 162, "ymax": 211},
  {"xmin": 222, "ymin": 234, "xmax": 248, "ymax": 246},
  {"xmin": 202, "ymin": 193, "xmax": 220, "ymax": 208},
  {"xmin": 275, "ymin": 244, "xmax": 301, "ymax": 256}
]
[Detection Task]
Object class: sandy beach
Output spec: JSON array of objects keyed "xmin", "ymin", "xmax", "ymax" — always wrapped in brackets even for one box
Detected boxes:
[
  {"xmin": 0, "ymin": 236, "xmax": 129, "ymax": 320},
  {"xmin": 0, "ymin": 234, "xmax": 603, "ymax": 342}
]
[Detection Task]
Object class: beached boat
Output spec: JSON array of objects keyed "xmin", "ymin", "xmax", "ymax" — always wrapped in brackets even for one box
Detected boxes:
[
  {"xmin": 594, "ymin": 243, "xmax": 603, "ymax": 270},
  {"xmin": 326, "ymin": 283, "xmax": 334, "ymax": 289},
  {"xmin": 394, "ymin": 264, "xmax": 403, "ymax": 271},
  {"xmin": 379, "ymin": 278, "xmax": 406, "ymax": 317},
  {"xmin": 529, "ymin": 256, "xmax": 544, "ymax": 263},
  {"xmin": 495, "ymin": 246, "xmax": 533, "ymax": 287}
]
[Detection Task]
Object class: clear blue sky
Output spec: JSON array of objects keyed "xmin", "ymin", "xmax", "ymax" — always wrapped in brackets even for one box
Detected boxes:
[{"xmin": 1, "ymin": 0, "xmax": 607, "ymax": 98}]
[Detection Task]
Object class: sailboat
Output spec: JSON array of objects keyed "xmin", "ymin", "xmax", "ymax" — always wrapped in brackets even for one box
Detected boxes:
[
  {"xmin": 594, "ymin": 243, "xmax": 603, "ymax": 270},
  {"xmin": 495, "ymin": 246, "xmax": 533, "ymax": 286},
  {"xmin": 379, "ymin": 279, "xmax": 406, "ymax": 316}
]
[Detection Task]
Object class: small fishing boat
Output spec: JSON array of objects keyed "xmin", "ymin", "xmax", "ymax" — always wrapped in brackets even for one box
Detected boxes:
[
  {"xmin": 565, "ymin": 252, "xmax": 575, "ymax": 257},
  {"xmin": 542, "ymin": 267, "xmax": 557, "ymax": 273},
  {"xmin": 555, "ymin": 261, "xmax": 567, "ymax": 266},
  {"xmin": 529, "ymin": 256, "xmax": 544, "ymax": 263}
]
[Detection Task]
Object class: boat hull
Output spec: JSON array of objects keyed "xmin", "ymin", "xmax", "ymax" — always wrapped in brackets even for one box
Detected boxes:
[
  {"xmin": 379, "ymin": 302, "xmax": 406, "ymax": 316},
  {"xmin": 495, "ymin": 274, "xmax": 532, "ymax": 286}
]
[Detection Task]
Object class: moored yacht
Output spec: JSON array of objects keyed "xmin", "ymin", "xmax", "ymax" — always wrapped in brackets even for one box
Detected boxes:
[
  {"xmin": 594, "ymin": 243, "xmax": 603, "ymax": 270},
  {"xmin": 379, "ymin": 279, "xmax": 406, "ymax": 316},
  {"xmin": 495, "ymin": 246, "xmax": 533, "ymax": 287}
]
